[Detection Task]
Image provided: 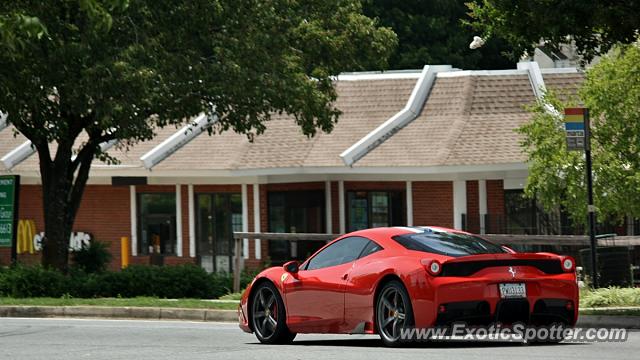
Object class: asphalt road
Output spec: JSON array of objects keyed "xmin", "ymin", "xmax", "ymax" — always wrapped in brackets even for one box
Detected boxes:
[{"xmin": 1, "ymin": 317, "xmax": 639, "ymax": 360}]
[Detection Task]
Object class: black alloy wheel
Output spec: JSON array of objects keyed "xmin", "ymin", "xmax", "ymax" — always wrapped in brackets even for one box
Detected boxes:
[
  {"xmin": 251, "ymin": 282, "xmax": 296, "ymax": 344},
  {"xmin": 376, "ymin": 280, "xmax": 414, "ymax": 346}
]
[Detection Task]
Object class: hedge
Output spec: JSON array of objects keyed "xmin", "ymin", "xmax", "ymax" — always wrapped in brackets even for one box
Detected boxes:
[{"xmin": 0, "ymin": 264, "xmax": 255, "ymax": 299}]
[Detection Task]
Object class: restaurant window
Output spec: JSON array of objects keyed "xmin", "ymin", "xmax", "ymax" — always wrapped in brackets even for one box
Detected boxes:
[
  {"xmin": 138, "ymin": 193, "xmax": 176, "ymax": 255},
  {"xmin": 268, "ymin": 190, "xmax": 325, "ymax": 264},
  {"xmin": 196, "ymin": 193, "xmax": 242, "ymax": 273},
  {"xmin": 347, "ymin": 191, "xmax": 405, "ymax": 232}
]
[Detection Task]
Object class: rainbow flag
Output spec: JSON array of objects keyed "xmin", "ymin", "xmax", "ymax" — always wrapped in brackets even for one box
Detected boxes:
[{"xmin": 564, "ymin": 108, "xmax": 585, "ymax": 131}]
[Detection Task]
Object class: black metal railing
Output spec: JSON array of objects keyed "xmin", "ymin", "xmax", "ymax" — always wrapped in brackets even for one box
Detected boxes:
[{"xmin": 462, "ymin": 213, "xmax": 626, "ymax": 236}]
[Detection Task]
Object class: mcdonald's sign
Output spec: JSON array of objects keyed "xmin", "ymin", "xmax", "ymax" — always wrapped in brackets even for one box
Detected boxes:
[{"xmin": 17, "ymin": 219, "xmax": 37, "ymax": 254}]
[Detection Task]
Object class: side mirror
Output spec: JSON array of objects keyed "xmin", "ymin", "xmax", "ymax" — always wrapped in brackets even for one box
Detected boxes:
[
  {"xmin": 501, "ymin": 245, "xmax": 516, "ymax": 254},
  {"xmin": 283, "ymin": 260, "xmax": 300, "ymax": 274}
]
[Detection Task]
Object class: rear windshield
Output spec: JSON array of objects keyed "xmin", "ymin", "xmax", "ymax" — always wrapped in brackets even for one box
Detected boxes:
[{"xmin": 392, "ymin": 231, "xmax": 506, "ymax": 257}]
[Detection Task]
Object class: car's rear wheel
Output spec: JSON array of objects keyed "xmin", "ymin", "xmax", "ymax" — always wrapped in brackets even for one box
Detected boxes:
[
  {"xmin": 376, "ymin": 280, "xmax": 414, "ymax": 346},
  {"xmin": 251, "ymin": 282, "xmax": 296, "ymax": 344}
]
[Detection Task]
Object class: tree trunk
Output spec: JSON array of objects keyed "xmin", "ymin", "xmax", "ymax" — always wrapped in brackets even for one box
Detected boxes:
[
  {"xmin": 40, "ymin": 173, "xmax": 75, "ymax": 272},
  {"xmin": 38, "ymin": 139, "xmax": 95, "ymax": 272}
]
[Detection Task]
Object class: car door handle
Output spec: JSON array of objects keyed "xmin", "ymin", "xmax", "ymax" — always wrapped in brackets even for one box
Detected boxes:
[{"xmin": 342, "ymin": 273, "xmax": 348, "ymax": 280}]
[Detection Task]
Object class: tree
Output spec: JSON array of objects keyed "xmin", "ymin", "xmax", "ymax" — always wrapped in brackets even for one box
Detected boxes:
[
  {"xmin": 468, "ymin": 0, "xmax": 640, "ymax": 62},
  {"xmin": 518, "ymin": 43, "xmax": 640, "ymax": 226},
  {"xmin": 362, "ymin": 0, "xmax": 514, "ymax": 70},
  {"xmin": 0, "ymin": 0, "xmax": 397, "ymax": 271}
]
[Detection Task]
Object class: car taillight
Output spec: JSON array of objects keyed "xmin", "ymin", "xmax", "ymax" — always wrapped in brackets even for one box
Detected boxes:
[
  {"xmin": 561, "ymin": 256, "xmax": 575, "ymax": 272},
  {"xmin": 421, "ymin": 259, "xmax": 442, "ymax": 276}
]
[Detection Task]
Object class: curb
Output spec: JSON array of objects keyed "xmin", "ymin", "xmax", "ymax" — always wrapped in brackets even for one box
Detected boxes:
[
  {"xmin": 2, "ymin": 306, "xmax": 639, "ymax": 329},
  {"xmin": 0, "ymin": 306, "xmax": 237, "ymax": 322},
  {"xmin": 577, "ymin": 315, "xmax": 640, "ymax": 329}
]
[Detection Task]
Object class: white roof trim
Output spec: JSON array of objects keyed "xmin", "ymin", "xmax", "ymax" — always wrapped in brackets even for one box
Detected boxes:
[
  {"xmin": 339, "ymin": 64, "xmax": 453, "ymax": 166},
  {"xmin": 71, "ymin": 138, "xmax": 119, "ymax": 161},
  {"xmin": 518, "ymin": 61, "xmax": 559, "ymax": 116},
  {"xmin": 540, "ymin": 67, "xmax": 580, "ymax": 74},
  {"xmin": 228, "ymin": 162, "xmax": 527, "ymax": 177},
  {"xmin": 140, "ymin": 113, "xmax": 219, "ymax": 169},
  {"xmin": 438, "ymin": 69, "xmax": 528, "ymax": 77},
  {"xmin": 1, "ymin": 140, "xmax": 35, "ymax": 170},
  {"xmin": 0, "ymin": 112, "xmax": 7, "ymax": 132},
  {"xmin": 336, "ymin": 71, "xmax": 422, "ymax": 81},
  {"xmin": 47, "ymin": 162, "xmax": 528, "ymax": 178},
  {"xmin": 99, "ymin": 139, "xmax": 118, "ymax": 153}
]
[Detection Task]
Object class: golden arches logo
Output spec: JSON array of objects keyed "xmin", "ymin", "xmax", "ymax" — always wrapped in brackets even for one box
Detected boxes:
[{"xmin": 17, "ymin": 219, "xmax": 36, "ymax": 254}]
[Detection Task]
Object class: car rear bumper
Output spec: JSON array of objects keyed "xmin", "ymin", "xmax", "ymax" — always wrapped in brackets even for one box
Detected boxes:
[{"xmin": 410, "ymin": 274, "xmax": 579, "ymax": 328}]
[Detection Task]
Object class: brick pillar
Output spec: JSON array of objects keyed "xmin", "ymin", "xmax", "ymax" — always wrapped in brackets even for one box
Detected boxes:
[
  {"xmin": 466, "ymin": 181, "xmax": 480, "ymax": 233},
  {"xmin": 486, "ymin": 180, "xmax": 505, "ymax": 233}
]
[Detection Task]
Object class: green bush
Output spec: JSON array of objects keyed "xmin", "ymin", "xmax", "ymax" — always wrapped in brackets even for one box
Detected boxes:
[
  {"xmin": 72, "ymin": 241, "xmax": 112, "ymax": 273},
  {"xmin": 580, "ymin": 287, "xmax": 640, "ymax": 308},
  {"xmin": 0, "ymin": 264, "xmax": 259, "ymax": 299},
  {"xmin": 0, "ymin": 265, "xmax": 67, "ymax": 297}
]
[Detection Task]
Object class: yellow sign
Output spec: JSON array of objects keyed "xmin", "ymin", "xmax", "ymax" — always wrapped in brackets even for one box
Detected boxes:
[{"xmin": 17, "ymin": 219, "xmax": 36, "ymax": 254}]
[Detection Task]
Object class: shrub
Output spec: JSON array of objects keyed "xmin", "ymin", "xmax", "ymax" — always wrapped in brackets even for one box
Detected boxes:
[
  {"xmin": 581, "ymin": 287, "xmax": 640, "ymax": 308},
  {"xmin": 72, "ymin": 240, "xmax": 112, "ymax": 273},
  {"xmin": 0, "ymin": 265, "xmax": 67, "ymax": 297},
  {"xmin": 0, "ymin": 264, "xmax": 261, "ymax": 299}
]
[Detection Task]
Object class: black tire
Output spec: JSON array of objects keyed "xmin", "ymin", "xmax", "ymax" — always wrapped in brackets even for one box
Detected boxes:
[
  {"xmin": 375, "ymin": 280, "xmax": 415, "ymax": 347},
  {"xmin": 251, "ymin": 281, "xmax": 296, "ymax": 344}
]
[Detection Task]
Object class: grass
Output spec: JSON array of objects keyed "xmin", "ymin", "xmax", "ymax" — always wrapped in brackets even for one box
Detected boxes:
[
  {"xmin": 0, "ymin": 297, "xmax": 238, "ymax": 310},
  {"xmin": 218, "ymin": 292, "xmax": 243, "ymax": 301},
  {"xmin": 580, "ymin": 287, "xmax": 640, "ymax": 308}
]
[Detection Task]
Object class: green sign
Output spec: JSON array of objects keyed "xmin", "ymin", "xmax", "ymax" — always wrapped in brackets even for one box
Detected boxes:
[{"xmin": 0, "ymin": 175, "xmax": 18, "ymax": 247}]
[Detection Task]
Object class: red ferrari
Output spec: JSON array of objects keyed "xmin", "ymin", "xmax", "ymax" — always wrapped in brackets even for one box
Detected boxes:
[{"xmin": 238, "ymin": 226, "xmax": 578, "ymax": 346}]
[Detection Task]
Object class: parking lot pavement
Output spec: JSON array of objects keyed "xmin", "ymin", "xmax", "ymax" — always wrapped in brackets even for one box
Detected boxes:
[{"xmin": 1, "ymin": 317, "xmax": 639, "ymax": 360}]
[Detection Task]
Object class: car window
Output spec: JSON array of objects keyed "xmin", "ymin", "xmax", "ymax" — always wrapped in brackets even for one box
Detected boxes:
[
  {"xmin": 305, "ymin": 236, "xmax": 371, "ymax": 270},
  {"xmin": 392, "ymin": 231, "xmax": 505, "ymax": 257},
  {"xmin": 358, "ymin": 240, "xmax": 382, "ymax": 259}
]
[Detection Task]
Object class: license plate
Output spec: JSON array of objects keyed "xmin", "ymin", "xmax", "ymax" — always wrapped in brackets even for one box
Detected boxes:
[{"xmin": 499, "ymin": 283, "xmax": 526, "ymax": 299}]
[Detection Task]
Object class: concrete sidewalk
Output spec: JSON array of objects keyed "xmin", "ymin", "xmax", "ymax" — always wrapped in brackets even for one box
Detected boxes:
[{"xmin": 1, "ymin": 305, "xmax": 639, "ymax": 329}]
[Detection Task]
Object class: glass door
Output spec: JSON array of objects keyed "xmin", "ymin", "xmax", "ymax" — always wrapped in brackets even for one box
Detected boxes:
[
  {"xmin": 267, "ymin": 190, "xmax": 325, "ymax": 264},
  {"xmin": 196, "ymin": 193, "xmax": 242, "ymax": 273}
]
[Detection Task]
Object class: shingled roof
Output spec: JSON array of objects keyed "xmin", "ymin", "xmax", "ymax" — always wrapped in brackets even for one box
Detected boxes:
[{"xmin": 0, "ymin": 66, "xmax": 584, "ymax": 176}]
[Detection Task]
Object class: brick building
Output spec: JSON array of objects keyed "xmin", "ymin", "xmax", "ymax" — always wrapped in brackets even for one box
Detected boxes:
[{"xmin": 2, "ymin": 62, "xmax": 626, "ymax": 271}]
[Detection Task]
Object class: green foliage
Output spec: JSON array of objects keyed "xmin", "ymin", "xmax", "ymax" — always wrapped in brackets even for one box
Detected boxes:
[
  {"xmin": 0, "ymin": 264, "xmax": 255, "ymax": 299},
  {"xmin": 467, "ymin": 0, "xmax": 640, "ymax": 62},
  {"xmin": 0, "ymin": 0, "xmax": 396, "ymax": 143},
  {"xmin": 0, "ymin": 0, "xmax": 397, "ymax": 270},
  {"xmin": 362, "ymin": 0, "xmax": 513, "ymax": 70},
  {"xmin": 0, "ymin": 296, "xmax": 238, "ymax": 310},
  {"xmin": 0, "ymin": 265, "xmax": 67, "ymax": 297},
  {"xmin": 218, "ymin": 292, "xmax": 243, "ymax": 301},
  {"xmin": 71, "ymin": 240, "xmax": 113, "ymax": 273},
  {"xmin": 518, "ymin": 43, "xmax": 640, "ymax": 225},
  {"xmin": 580, "ymin": 287, "xmax": 640, "ymax": 308}
]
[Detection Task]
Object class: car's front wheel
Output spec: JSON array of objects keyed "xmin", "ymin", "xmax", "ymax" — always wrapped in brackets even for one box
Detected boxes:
[
  {"xmin": 376, "ymin": 280, "xmax": 414, "ymax": 346},
  {"xmin": 251, "ymin": 281, "xmax": 296, "ymax": 344}
]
